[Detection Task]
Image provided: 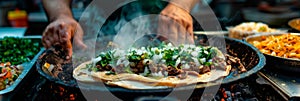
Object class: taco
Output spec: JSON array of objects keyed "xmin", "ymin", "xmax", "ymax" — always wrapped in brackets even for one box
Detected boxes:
[{"xmin": 73, "ymin": 43, "xmax": 235, "ymax": 89}]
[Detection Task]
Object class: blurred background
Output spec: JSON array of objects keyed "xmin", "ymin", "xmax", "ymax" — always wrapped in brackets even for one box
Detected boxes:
[{"xmin": 0, "ymin": 0, "xmax": 299, "ymax": 36}]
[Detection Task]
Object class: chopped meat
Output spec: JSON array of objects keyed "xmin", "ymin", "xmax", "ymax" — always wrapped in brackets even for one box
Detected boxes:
[
  {"xmin": 199, "ymin": 66, "xmax": 211, "ymax": 74},
  {"xmin": 96, "ymin": 64, "xmax": 112, "ymax": 71},
  {"xmin": 225, "ymin": 54, "xmax": 247, "ymax": 72},
  {"xmin": 39, "ymin": 47, "xmax": 74, "ymax": 83},
  {"xmin": 114, "ymin": 64, "xmax": 126, "ymax": 73},
  {"xmin": 149, "ymin": 63, "xmax": 158, "ymax": 73},
  {"xmin": 211, "ymin": 57, "xmax": 227, "ymax": 70},
  {"xmin": 129, "ymin": 60, "xmax": 146, "ymax": 74},
  {"xmin": 188, "ymin": 62, "xmax": 198, "ymax": 72},
  {"xmin": 166, "ymin": 66, "xmax": 182, "ymax": 76},
  {"xmin": 177, "ymin": 71, "xmax": 187, "ymax": 79}
]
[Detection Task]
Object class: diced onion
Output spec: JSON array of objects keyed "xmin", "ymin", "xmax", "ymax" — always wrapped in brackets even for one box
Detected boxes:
[
  {"xmin": 191, "ymin": 51, "xmax": 198, "ymax": 57},
  {"xmin": 192, "ymin": 57, "xmax": 200, "ymax": 66},
  {"xmin": 183, "ymin": 63, "xmax": 190, "ymax": 69},
  {"xmin": 92, "ymin": 57, "xmax": 102, "ymax": 63},
  {"xmin": 199, "ymin": 58, "xmax": 206, "ymax": 63},
  {"xmin": 175, "ymin": 58, "xmax": 181, "ymax": 67}
]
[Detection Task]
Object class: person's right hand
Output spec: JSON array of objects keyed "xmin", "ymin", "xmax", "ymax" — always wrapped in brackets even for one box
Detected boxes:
[
  {"xmin": 158, "ymin": 3, "xmax": 194, "ymax": 45},
  {"xmin": 42, "ymin": 16, "xmax": 87, "ymax": 60}
]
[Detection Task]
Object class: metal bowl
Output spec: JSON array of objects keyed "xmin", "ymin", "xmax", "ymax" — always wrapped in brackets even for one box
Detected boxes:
[
  {"xmin": 288, "ymin": 18, "xmax": 300, "ymax": 32},
  {"xmin": 245, "ymin": 33, "xmax": 300, "ymax": 73}
]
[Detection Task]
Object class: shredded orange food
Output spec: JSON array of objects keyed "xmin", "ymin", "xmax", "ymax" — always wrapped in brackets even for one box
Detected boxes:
[{"xmin": 251, "ymin": 33, "xmax": 300, "ymax": 59}]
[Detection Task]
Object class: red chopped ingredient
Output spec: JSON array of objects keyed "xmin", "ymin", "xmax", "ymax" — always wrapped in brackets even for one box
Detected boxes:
[{"xmin": 70, "ymin": 94, "xmax": 75, "ymax": 100}]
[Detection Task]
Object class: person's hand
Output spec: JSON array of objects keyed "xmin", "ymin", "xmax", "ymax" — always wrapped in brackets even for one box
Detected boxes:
[
  {"xmin": 158, "ymin": 3, "xmax": 194, "ymax": 45},
  {"xmin": 42, "ymin": 16, "xmax": 87, "ymax": 59}
]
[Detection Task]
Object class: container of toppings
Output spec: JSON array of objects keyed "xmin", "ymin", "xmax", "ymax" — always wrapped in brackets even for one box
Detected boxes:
[
  {"xmin": 288, "ymin": 18, "xmax": 300, "ymax": 32},
  {"xmin": 0, "ymin": 36, "xmax": 43, "ymax": 100},
  {"xmin": 228, "ymin": 22, "xmax": 286, "ymax": 39},
  {"xmin": 0, "ymin": 62, "xmax": 23, "ymax": 90},
  {"xmin": 245, "ymin": 33, "xmax": 300, "ymax": 73},
  {"xmin": 7, "ymin": 9, "xmax": 28, "ymax": 27}
]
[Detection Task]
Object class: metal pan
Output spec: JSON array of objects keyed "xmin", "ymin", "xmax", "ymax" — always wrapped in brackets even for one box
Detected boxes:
[
  {"xmin": 288, "ymin": 18, "xmax": 300, "ymax": 32},
  {"xmin": 36, "ymin": 34, "xmax": 265, "ymax": 100},
  {"xmin": 245, "ymin": 33, "xmax": 300, "ymax": 73},
  {"xmin": 0, "ymin": 37, "xmax": 44, "ymax": 100}
]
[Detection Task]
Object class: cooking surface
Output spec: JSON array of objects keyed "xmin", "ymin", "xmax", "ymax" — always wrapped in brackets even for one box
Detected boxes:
[
  {"xmin": 8, "ymin": 70, "xmax": 284, "ymax": 101},
  {"xmin": 0, "ymin": 35, "xmax": 289, "ymax": 100},
  {"xmin": 259, "ymin": 67, "xmax": 300, "ymax": 100},
  {"xmin": 4, "ymin": 35, "xmax": 285, "ymax": 100}
]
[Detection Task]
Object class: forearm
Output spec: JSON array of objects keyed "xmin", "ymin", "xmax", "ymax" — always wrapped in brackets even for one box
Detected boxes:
[
  {"xmin": 42, "ymin": 0, "xmax": 73, "ymax": 22},
  {"xmin": 169, "ymin": 0, "xmax": 199, "ymax": 12}
]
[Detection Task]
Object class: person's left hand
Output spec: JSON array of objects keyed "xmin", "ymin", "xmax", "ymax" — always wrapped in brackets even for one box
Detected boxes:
[{"xmin": 158, "ymin": 3, "xmax": 194, "ymax": 45}]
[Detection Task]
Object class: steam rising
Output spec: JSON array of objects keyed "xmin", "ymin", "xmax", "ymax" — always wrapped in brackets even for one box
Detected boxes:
[
  {"xmin": 75, "ymin": 0, "xmax": 226, "ymax": 100},
  {"xmin": 113, "ymin": 15, "xmax": 160, "ymax": 49}
]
